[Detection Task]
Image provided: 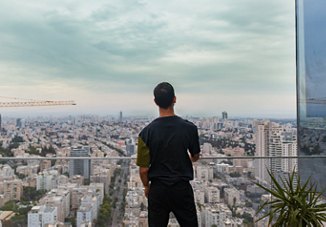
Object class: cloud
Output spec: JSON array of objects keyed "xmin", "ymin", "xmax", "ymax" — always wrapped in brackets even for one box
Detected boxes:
[{"xmin": 0, "ymin": 0, "xmax": 296, "ymax": 117}]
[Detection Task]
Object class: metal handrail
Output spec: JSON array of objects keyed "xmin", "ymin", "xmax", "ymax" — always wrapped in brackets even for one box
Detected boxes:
[{"xmin": 0, "ymin": 156, "xmax": 325, "ymax": 160}]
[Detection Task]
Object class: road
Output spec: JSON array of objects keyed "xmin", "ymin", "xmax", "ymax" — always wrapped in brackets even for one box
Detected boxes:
[{"xmin": 109, "ymin": 159, "xmax": 130, "ymax": 226}]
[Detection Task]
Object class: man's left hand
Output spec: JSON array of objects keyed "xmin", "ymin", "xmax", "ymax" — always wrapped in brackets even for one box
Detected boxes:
[{"xmin": 144, "ymin": 185, "xmax": 150, "ymax": 198}]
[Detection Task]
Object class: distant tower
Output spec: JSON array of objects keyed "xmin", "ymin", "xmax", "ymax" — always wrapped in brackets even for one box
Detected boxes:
[
  {"xmin": 16, "ymin": 118, "xmax": 23, "ymax": 129},
  {"xmin": 254, "ymin": 121, "xmax": 270, "ymax": 183},
  {"xmin": 119, "ymin": 111, "xmax": 123, "ymax": 122},
  {"xmin": 0, "ymin": 114, "xmax": 2, "ymax": 130},
  {"xmin": 222, "ymin": 111, "xmax": 228, "ymax": 120},
  {"xmin": 69, "ymin": 147, "xmax": 91, "ymax": 180}
]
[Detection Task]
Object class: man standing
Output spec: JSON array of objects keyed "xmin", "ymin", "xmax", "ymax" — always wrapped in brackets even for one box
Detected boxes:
[{"xmin": 136, "ymin": 82, "xmax": 200, "ymax": 227}]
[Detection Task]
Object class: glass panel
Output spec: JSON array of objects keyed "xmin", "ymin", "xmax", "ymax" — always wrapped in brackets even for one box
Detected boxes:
[{"xmin": 297, "ymin": 0, "xmax": 326, "ymax": 192}]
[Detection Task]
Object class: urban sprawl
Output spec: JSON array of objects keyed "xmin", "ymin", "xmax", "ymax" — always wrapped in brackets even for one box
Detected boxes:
[{"xmin": 0, "ymin": 113, "xmax": 297, "ymax": 227}]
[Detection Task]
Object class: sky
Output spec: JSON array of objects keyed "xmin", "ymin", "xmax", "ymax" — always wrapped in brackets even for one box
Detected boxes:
[{"xmin": 0, "ymin": 0, "xmax": 296, "ymax": 118}]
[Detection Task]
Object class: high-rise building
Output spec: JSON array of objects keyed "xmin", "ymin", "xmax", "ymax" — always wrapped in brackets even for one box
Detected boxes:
[
  {"xmin": 254, "ymin": 121, "xmax": 270, "ymax": 183},
  {"xmin": 69, "ymin": 147, "xmax": 91, "ymax": 180},
  {"xmin": 16, "ymin": 118, "xmax": 23, "ymax": 129},
  {"xmin": 0, "ymin": 114, "xmax": 2, "ymax": 131},
  {"xmin": 268, "ymin": 123, "xmax": 283, "ymax": 174},
  {"xmin": 254, "ymin": 121, "xmax": 297, "ymax": 183},
  {"xmin": 222, "ymin": 111, "xmax": 228, "ymax": 120},
  {"xmin": 119, "ymin": 111, "xmax": 123, "ymax": 122},
  {"xmin": 281, "ymin": 130, "xmax": 298, "ymax": 173}
]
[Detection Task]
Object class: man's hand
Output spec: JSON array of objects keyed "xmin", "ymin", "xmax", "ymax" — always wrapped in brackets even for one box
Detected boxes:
[
  {"xmin": 190, "ymin": 153, "xmax": 200, "ymax": 162},
  {"xmin": 144, "ymin": 185, "xmax": 150, "ymax": 198},
  {"xmin": 139, "ymin": 167, "xmax": 150, "ymax": 198}
]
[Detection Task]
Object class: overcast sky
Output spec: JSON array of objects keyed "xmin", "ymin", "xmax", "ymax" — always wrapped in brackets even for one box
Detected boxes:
[{"xmin": 0, "ymin": 0, "xmax": 296, "ymax": 118}]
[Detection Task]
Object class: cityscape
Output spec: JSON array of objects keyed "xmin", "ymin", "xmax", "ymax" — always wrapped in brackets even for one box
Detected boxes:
[
  {"xmin": 1, "ymin": 0, "xmax": 326, "ymax": 226},
  {"xmin": 0, "ymin": 112, "xmax": 299, "ymax": 226}
]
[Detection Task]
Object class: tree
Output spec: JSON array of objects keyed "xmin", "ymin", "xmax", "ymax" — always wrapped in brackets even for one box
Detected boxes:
[
  {"xmin": 0, "ymin": 200, "xmax": 18, "ymax": 212},
  {"xmin": 97, "ymin": 195, "xmax": 111, "ymax": 227},
  {"xmin": 312, "ymin": 144, "xmax": 321, "ymax": 155},
  {"xmin": 230, "ymin": 172, "xmax": 241, "ymax": 177},
  {"xmin": 21, "ymin": 187, "xmax": 47, "ymax": 202},
  {"xmin": 11, "ymin": 135, "xmax": 24, "ymax": 143}
]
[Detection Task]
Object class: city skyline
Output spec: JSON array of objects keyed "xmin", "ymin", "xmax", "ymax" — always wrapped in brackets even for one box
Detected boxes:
[{"xmin": 0, "ymin": 0, "xmax": 296, "ymax": 118}]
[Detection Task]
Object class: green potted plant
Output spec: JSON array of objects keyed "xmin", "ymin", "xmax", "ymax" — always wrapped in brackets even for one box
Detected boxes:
[{"xmin": 255, "ymin": 169, "xmax": 326, "ymax": 227}]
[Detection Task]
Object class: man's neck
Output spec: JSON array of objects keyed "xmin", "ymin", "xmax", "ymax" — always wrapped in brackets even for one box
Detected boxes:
[{"xmin": 159, "ymin": 107, "xmax": 175, "ymax": 117}]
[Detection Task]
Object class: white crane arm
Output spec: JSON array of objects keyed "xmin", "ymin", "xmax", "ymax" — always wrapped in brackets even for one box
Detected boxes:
[{"xmin": 0, "ymin": 100, "xmax": 76, "ymax": 107}]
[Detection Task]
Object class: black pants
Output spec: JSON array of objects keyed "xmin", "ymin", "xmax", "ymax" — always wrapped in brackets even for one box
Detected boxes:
[{"xmin": 148, "ymin": 180, "xmax": 198, "ymax": 227}]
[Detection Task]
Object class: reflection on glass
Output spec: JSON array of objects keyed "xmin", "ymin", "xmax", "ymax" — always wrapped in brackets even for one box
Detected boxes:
[{"xmin": 297, "ymin": 0, "xmax": 326, "ymax": 192}]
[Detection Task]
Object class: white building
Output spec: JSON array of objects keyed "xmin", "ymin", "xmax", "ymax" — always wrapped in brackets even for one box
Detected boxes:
[
  {"xmin": 195, "ymin": 189, "xmax": 205, "ymax": 205},
  {"xmin": 254, "ymin": 121, "xmax": 298, "ymax": 183},
  {"xmin": 202, "ymin": 204, "xmax": 232, "ymax": 227},
  {"xmin": 36, "ymin": 170, "xmax": 59, "ymax": 191},
  {"xmin": 206, "ymin": 186, "xmax": 220, "ymax": 203},
  {"xmin": 39, "ymin": 193, "xmax": 68, "ymax": 223},
  {"xmin": 28, "ymin": 205, "xmax": 57, "ymax": 227},
  {"xmin": 77, "ymin": 204, "xmax": 93, "ymax": 227},
  {"xmin": 80, "ymin": 194, "xmax": 99, "ymax": 221},
  {"xmin": 0, "ymin": 164, "xmax": 15, "ymax": 180},
  {"xmin": 281, "ymin": 129, "xmax": 298, "ymax": 173},
  {"xmin": 224, "ymin": 188, "xmax": 241, "ymax": 207},
  {"xmin": 254, "ymin": 121, "xmax": 270, "ymax": 183},
  {"xmin": 196, "ymin": 165, "xmax": 213, "ymax": 182}
]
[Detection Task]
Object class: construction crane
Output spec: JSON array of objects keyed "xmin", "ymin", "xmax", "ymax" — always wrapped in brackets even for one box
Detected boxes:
[
  {"xmin": 0, "ymin": 96, "xmax": 76, "ymax": 108},
  {"xmin": 304, "ymin": 98, "xmax": 326, "ymax": 105}
]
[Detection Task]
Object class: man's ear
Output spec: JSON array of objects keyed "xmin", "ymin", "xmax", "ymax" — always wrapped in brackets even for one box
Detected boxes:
[
  {"xmin": 173, "ymin": 96, "xmax": 176, "ymax": 104},
  {"xmin": 154, "ymin": 98, "xmax": 158, "ymax": 106}
]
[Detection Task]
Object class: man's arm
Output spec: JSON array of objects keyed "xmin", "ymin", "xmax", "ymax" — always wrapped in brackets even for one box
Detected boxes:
[
  {"xmin": 139, "ymin": 167, "xmax": 150, "ymax": 197},
  {"xmin": 189, "ymin": 125, "xmax": 201, "ymax": 162}
]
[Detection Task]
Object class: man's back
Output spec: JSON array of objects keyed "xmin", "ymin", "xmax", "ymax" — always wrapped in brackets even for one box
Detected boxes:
[
  {"xmin": 138, "ymin": 115, "xmax": 199, "ymax": 184},
  {"xmin": 136, "ymin": 82, "xmax": 200, "ymax": 227}
]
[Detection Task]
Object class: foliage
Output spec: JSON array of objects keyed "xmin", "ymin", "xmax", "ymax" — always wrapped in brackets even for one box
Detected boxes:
[
  {"xmin": 21, "ymin": 187, "xmax": 47, "ymax": 202},
  {"xmin": 41, "ymin": 145, "xmax": 56, "ymax": 155},
  {"xmin": 312, "ymin": 144, "xmax": 321, "ymax": 155},
  {"xmin": 97, "ymin": 195, "xmax": 111, "ymax": 227},
  {"xmin": 255, "ymin": 169, "xmax": 326, "ymax": 227},
  {"xmin": 230, "ymin": 172, "xmax": 241, "ymax": 177},
  {"xmin": 65, "ymin": 217, "xmax": 76, "ymax": 227},
  {"xmin": 11, "ymin": 214, "xmax": 27, "ymax": 227},
  {"xmin": 0, "ymin": 200, "xmax": 19, "ymax": 211},
  {"xmin": 200, "ymin": 136, "xmax": 241, "ymax": 149},
  {"xmin": 322, "ymin": 136, "xmax": 326, "ymax": 143},
  {"xmin": 0, "ymin": 200, "xmax": 31, "ymax": 226},
  {"xmin": 0, "ymin": 147, "xmax": 13, "ymax": 157},
  {"xmin": 11, "ymin": 135, "xmax": 24, "ymax": 143},
  {"xmin": 26, "ymin": 145, "xmax": 56, "ymax": 157},
  {"xmin": 26, "ymin": 146, "xmax": 39, "ymax": 155},
  {"xmin": 8, "ymin": 142, "xmax": 19, "ymax": 150},
  {"xmin": 241, "ymin": 212, "xmax": 254, "ymax": 225}
]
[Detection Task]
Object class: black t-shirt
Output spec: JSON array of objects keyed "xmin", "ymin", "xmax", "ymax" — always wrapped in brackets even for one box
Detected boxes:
[{"xmin": 136, "ymin": 115, "xmax": 201, "ymax": 184}]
